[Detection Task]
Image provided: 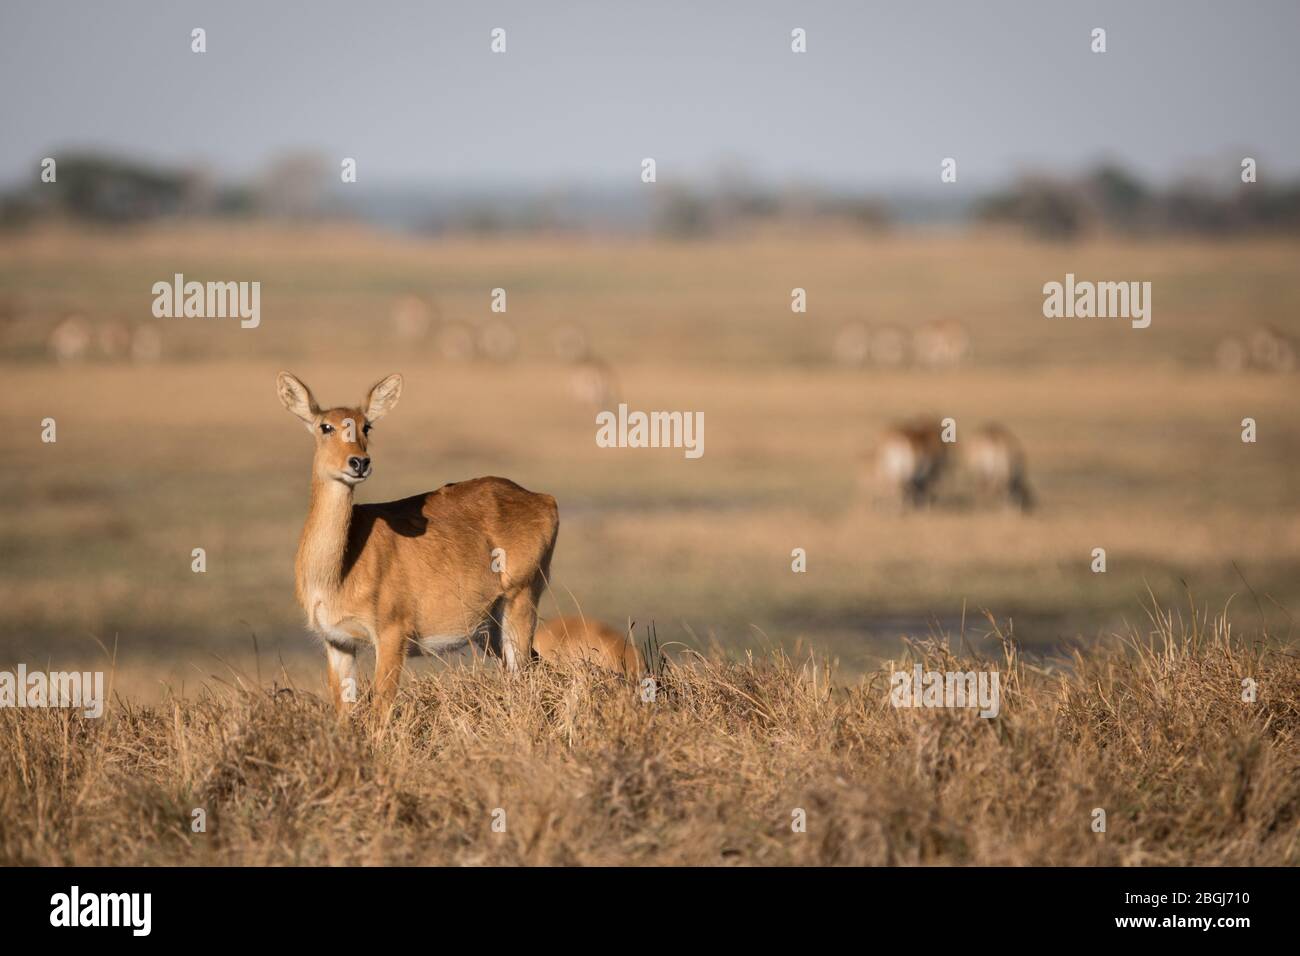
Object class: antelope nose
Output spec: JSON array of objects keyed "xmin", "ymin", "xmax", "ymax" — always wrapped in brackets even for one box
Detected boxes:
[{"xmin": 348, "ymin": 456, "xmax": 370, "ymax": 474}]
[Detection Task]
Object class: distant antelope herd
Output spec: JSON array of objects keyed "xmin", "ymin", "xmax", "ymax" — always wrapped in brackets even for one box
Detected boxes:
[
  {"xmin": 832, "ymin": 319, "xmax": 971, "ymax": 369},
  {"xmin": 47, "ymin": 315, "xmax": 162, "ymax": 364},
  {"xmin": 15, "ymin": 295, "xmax": 1292, "ymax": 385},
  {"xmin": 385, "ymin": 300, "xmax": 620, "ymax": 409},
  {"xmin": 1215, "ymin": 324, "xmax": 1296, "ymax": 374}
]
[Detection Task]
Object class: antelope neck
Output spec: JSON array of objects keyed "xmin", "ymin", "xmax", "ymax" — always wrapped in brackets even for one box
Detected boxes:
[{"xmin": 297, "ymin": 474, "xmax": 355, "ymax": 600}]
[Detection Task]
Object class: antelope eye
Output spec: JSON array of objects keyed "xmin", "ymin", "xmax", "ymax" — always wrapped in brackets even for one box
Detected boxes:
[
  {"xmin": 320, "ymin": 423, "xmax": 334, "ymax": 435},
  {"xmin": 362, "ymin": 423, "xmax": 372, "ymax": 435}
]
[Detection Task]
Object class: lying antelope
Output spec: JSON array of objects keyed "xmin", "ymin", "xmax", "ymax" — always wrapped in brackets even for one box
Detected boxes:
[
  {"xmin": 966, "ymin": 424, "xmax": 1034, "ymax": 512},
  {"xmin": 276, "ymin": 371, "xmax": 559, "ymax": 717},
  {"xmin": 533, "ymin": 616, "xmax": 643, "ymax": 676},
  {"xmin": 869, "ymin": 418, "xmax": 951, "ymax": 509}
]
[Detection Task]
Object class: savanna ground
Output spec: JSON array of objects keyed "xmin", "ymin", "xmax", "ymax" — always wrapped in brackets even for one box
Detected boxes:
[{"xmin": 0, "ymin": 225, "xmax": 1297, "ymax": 864}]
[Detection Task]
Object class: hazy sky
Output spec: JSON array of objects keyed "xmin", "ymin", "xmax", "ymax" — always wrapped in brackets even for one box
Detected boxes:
[{"xmin": 2, "ymin": 0, "xmax": 1297, "ymax": 190}]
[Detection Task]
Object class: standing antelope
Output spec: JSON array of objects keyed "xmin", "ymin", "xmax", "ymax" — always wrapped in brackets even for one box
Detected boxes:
[
  {"xmin": 533, "ymin": 616, "xmax": 643, "ymax": 676},
  {"xmin": 276, "ymin": 371, "xmax": 559, "ymax": 717},
  {"xmin": 868, "ymin": 418, "xmax": 951, "ymax": 509},
  {"xmin": 966, "ymin": 424, "xmax": 1034, "ymax": 512}
]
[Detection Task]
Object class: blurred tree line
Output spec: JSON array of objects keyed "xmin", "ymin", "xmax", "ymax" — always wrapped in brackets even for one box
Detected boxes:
[
  {"xmin": 975, "ymin": 164, "xmax": 1300, "ymax": 239},
  {"xmin": 3, "ymin": 151, "xmax": 1298, "ymax": 238},
  {"xmin": 0, "ymin": 151, "xmax": 331, "ymax": 226}
]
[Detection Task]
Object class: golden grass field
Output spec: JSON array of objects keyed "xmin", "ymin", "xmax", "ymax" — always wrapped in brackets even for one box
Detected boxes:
[
  {"xmin": 1, "ymin": 609, "xmax": 1295, "ymax": 865},
  {"xmin": 0, "ymin": 224, "xmax": 1297, "ymax": 864}
]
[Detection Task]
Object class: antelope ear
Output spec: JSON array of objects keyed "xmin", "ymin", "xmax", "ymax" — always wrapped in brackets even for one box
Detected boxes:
[
  {"xmin": 277, "ymin": 371, "xmax": 319, "ymax": 426},
  {"xmin": 363, "ymin": 373, "xmax": 403, "ymax": 422}
]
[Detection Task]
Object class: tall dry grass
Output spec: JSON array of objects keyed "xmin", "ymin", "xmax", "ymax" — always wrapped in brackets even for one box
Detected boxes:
[{"xmin": 1, "ymin": 604, "xmax": 1296, "ymax": 866}]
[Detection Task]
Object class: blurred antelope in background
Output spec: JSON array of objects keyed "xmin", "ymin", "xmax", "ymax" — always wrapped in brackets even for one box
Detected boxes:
[
  {"xmin": 130, "ymin": 323, "xmax": 163, "ymax": 363},
  {"xmin": 389, "ymin": 295, "xmax": 435, "ymax": 343},
  {"xmin": 435, "ymin": 321, "xmax": 477, "ymax": 361},
  {"xmin": 868, "ymin": 417, "xmax": 951, "ymax": 509},
  {"xmin": 868, "ymin": 325, "xmax": 907, "ymax": 367},
  {"xmin": 546, "ymin": 322, "xmax": 619, "ymax": 408},
  {"xmin": 1249, "ymin": 325, "xmax": 1296, "ymax": 373},
  {"xmin": 96, "ymin": 319, "xmax": 132, "ymax": 360},
  {"xmin": 477, "ymin": 318, "xmax": 518, "ymax": 362},
  {"xmin": 1215, "ymin": 324, "xmax": 1296, "ymax": 374},
  {"xmin": 830, "ymin": 321, "xmax": 870, "ymax": 367},
  {"xmin": 966, "ymin": 424, "xmax": 1034, "ymax": 512},
  {"xmin": 276, "ymin": 371, "xmax": 560, "ymax": 718},
  {"xmin": 48, "ymin": 315, "xmax": 93, "ymax": 363},
  {"xmin": 912, "ymin": 319, "xmax": 971, "ymax": 368},
  {"xmin": 47, "ymin": 315, "xmax": 163, "ymax": 364},
  {"xmin": 533, "ymin": 616, "xmax": 643, "ymax": 676}
]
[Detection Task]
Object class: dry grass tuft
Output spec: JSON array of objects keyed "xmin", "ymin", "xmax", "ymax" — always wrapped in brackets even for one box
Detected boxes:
[{"xmin": 2, "ymin": 606, "xmax": 1296, "ymax": 865}]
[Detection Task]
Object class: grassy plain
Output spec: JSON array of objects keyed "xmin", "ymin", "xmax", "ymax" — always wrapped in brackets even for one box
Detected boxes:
[{"xmin": 0, "ymin": 225, "xmax": 1296, "ymax": 694}]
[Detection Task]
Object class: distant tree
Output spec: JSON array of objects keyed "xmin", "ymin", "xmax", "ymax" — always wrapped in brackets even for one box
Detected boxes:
[
  {"xmin": 654, "ymin": 186, "xmax": 713, "ymax": 238},
  {"xmin": 834, "ymin": 195, "xmax": 892, "ymax": 232},
  {"xmin": 48, "ymin": 153, "xmax": 194, "ymax": 222},
  {"xmin": 976, "ymin": 176, "xmax": 1087, "ymax": 240},
  {"xmin": 978, "ymin": 162, "xmax": 1300, "ymax": 238},
  {"xmin": 1084, "ymin": 164, "xmax": 1150, "ymax": 230},
  {"xmin": 1157, "ymin": 182, "xmax": 1238, "ymax": 235},
  {"xmin": 1232, "ymin": 183, "xmax": 1300, "ymax": 232}
]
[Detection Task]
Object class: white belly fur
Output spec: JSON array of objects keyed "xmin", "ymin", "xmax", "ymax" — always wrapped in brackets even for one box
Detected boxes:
[{"xmin": 416, "ymin": 634, "xmax": 475, "ymax": 655}]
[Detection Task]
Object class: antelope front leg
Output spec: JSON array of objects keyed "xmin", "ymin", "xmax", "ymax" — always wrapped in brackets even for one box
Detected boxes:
[
  {"xmin": 372, "ymin": 628, "xmax": 406, "ymax": 722},
  {"xmin": 326, "ymin": 642, "xmax": 358, "ymax": 717}
]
